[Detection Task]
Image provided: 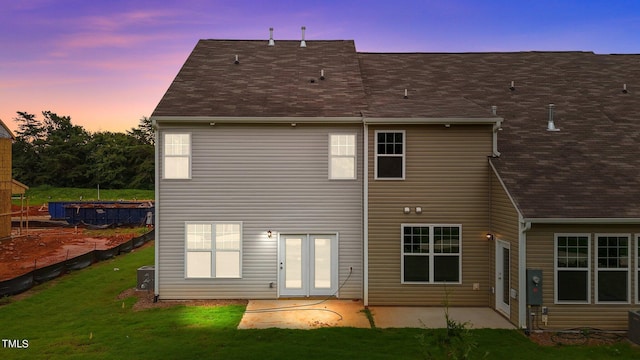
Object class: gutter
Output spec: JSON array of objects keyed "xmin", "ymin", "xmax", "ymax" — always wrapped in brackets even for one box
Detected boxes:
[
  {"xmin": 152, "ymin": 115, "xmax": 504, "ymax": 127},
  {"xmin": 151, "ymin": 116, "xmax": 363, "ymax": 124},
  {"xmin": 363, "ymin": 117, "xmax": 501, "ymax": 125},
  {"xmin": 523, "ymin": 217, "xmax": 640, "ymax": 224}
]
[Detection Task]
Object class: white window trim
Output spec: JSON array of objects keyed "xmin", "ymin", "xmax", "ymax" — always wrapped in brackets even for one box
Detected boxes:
[
  {"xmin": 374, "ymin": 130, "xmax": 406, "ymax": 180},
  {"xmin": 163, "ymin": 132, "xmax": 192, "ymax": 180},
  {"xmin": 184, "ymin": 221, "xmax": 243, "ymax": 279},
  {"xmin": 328, "ymin": 133, "xmax": 357, "ymax": 180},
  {"xmin": 400, "ymin": 224, "xmax": 462, "ymax": 284},
  {"xmin": 554, "ymin": 233, "xmax": 591, "ymax": 304},
  {"xmin": 595, "ymin": 233, "xmax": 631, "ymax": 304}
]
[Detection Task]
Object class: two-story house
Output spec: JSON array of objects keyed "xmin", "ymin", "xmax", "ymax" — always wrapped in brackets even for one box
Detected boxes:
[{"xmin": 151, "ymin": 35, "xmax": 640, "ymax": 330}]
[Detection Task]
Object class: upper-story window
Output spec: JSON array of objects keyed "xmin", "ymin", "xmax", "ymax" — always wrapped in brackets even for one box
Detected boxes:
[
  {"xmin": 375, "ymin": 131, "xmax": 405, "ymax": 180},
  {"xmin": 164, "ymin": 133, "xmax": 191, "ymax": 179},
  {"xmin": 329, "ymin": 134, "xmax": 356, "ymax": 180}
]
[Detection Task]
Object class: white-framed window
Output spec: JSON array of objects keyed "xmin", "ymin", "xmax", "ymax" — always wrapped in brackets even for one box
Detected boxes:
[
  {"xmin": 329, "ymin": 134, "xmax": 356, "ymax": 180},
  {"xmin": 163, "ymin": 133, "xmax": 191, "ymax": 179},
  {"xmin": 401, "ymin": 224, "xmax": 461, "ymax": 284},
  {"xmin": 185, "ymin": 222, "xmax": 242, "ymax": 278},
  {"xmin": 554, "ymin": 234, "xmax": 590, "ymax": 303},
  {"xmin": 596, "ymin": 234, "xmax": 630, "ymax": 303},
  {"xmin": 375, "ymin": 130, "xmax": 405, "ymax": 180}
]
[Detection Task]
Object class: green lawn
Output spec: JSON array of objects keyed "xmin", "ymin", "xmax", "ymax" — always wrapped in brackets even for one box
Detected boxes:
[
  {"xmin": 14, "ymin": 185, "xmax": 154, "ymax": 206},
  {"xmin": 1, "ymin": 245, "xmax": 638, "ymax": 359}
]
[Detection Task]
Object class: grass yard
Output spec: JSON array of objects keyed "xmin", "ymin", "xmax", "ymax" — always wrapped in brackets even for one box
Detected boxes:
[
  {"xmin": 1, "ymin": 245, "xmax": 638, "ymax": 359},
  {"xmin": 14, "ymin": 185, "xmax": 154, "ymax": 206}
]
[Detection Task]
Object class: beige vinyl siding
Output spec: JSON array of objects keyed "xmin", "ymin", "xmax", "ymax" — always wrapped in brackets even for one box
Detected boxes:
[
  {"xmin": 156, "ymin": 123, "xmax": 363, "ymax": 300},
  {"xmin": 489, "ymin": 169, "xmax": 521, "ymax": 325},
  {"xmin": 526, "ymin": 223, "xmax": 640, "ymax": 330},
  {"xmin": 368, "ymin": 124, "xmax": 493, "ymax": 305}
]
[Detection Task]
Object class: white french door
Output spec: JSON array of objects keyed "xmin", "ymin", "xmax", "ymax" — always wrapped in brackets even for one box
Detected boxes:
[
  {"xmin": 279, "ymin": 234, "xmax": 338, "ymax": 297},
  {"xmin": 496, "ymin": 240, "xmax": 511, "ymax": 314}
]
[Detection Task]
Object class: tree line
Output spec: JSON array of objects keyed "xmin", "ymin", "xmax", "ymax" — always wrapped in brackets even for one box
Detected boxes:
[{"xmin": 11, "ymin": 111, "xmax": 154, "ymax": 190}]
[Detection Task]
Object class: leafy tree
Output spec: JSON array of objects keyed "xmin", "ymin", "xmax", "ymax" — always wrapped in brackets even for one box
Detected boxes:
[
  {"xmin": 127, "ymin": 116, "xmax": 155, "ymax": 145},
  {"xmin": 11, "ymin": 112, "xmax": 155, "ymax": 189}
]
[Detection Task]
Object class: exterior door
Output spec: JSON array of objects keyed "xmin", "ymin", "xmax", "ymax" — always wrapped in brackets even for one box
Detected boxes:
[
  {"xmin": 279, "ymin": 234, "xmax": 338, "ymax": 297},
  {"xmin": 496, "ymin": 240, "xmax": 511, "ymax": 315}
]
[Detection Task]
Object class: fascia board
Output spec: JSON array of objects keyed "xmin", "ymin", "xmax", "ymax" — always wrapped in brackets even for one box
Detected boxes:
[
  {"xmin": 151, "ymin": 116, "xmax": 363, "ymax": 124},
  {"xmin": 363, "ymin": 117, "xmax": 502, "ymax": 125},
  {"xmin": 524, "ymin": 218, "xmax": 640, "ymax": 225}
]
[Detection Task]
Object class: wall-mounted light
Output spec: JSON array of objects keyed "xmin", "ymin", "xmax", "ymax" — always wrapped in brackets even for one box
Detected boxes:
[
  {"xmin": 486, "ymin": 233, "xmax": 494, "ymax": 241},
  {"xmin": 267, "ymin": 230, "xmax": 272, "ymax": 238},
  {"xmin": 415, "ymin": 207, "xmax": 422, "ymax": 214},
  {"xmin": 403, "ymin": 207, "xmax": 410, "ymax": 214}
]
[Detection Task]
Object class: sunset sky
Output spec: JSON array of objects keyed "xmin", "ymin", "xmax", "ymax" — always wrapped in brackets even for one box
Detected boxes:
[{"xmin": 1, "ymin": 0, "xmax": 639, "ymax": 134}]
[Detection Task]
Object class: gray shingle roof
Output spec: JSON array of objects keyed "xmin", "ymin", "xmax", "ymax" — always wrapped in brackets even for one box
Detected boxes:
[
  {"xmin": 358, "ymin": 51, "xmax": 640, "ymax": 219},
  {"xmin": 154, "ymin": 40, "xmax": 640, "ymax": 219},
  {"xmin": 152, "ymin": 40, "xmax": 367, "ymax": 118}
]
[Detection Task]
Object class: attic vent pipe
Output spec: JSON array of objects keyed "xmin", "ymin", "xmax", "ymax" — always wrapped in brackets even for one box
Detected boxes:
[
  {"xmin": 547, "ymin": 103, "xmax": 560, "ymax": 131},
  {"xmin": 300, "ymin": 26, "xmax": 307, "ymax": 47},
  {"xmin": 491, "ymin": 105, "xmax": 497, "ymax": 116},
  {"xmin": 623, "ymin": 83, "xmax": 628, "ymax": 93},
  {"xmin": 509, "ymin": 81, "xmax": 515, "ymax": 91},
  {"xmin": 404, "ymin": 89, "xmax": 408, "ymax": 99},
  {"xmin": 234, "ymin": 54, "xmax": 239, "ymax": 65},
  {"xmin": 268, "ymin": 27, "xmax": 275, "ymax": 46}
]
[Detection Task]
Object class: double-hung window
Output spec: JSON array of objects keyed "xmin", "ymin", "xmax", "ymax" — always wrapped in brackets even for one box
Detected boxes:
[
  {"xmin": 185, "ymin": 222, "xmax": 242, "ymax": 278},
  {"xmin": 555, "ymin": 234, "xmax": 590, "ymax": 303},
  {"xmin": 164, "ymin": 133, "xmax": 191, "ymax": 179},
  {"xmin": 402, "ymin": 224, "xmax": 461, "ymax": 283},
  {"xmin": 596, "ymin": 234, "xmax": 629, "ymax": 303},
  {"xmin": 329, "ymin": 134, "xmax": 356, "ymax": 180},
  {"xmin": 375, "ymin": 131, "xmax": 405, "ymax": 179}
]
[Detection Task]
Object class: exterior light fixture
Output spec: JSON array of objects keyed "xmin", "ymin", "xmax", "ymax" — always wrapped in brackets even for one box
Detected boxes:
[
  {"xmin": 403, "ymin": 207, "xmax": 410, "ymax": 214},
  {"xmin": 267, "ymin": 230, "xmax": 272, "ymax": 238},
  {"xmin": 415, "ymin": 207, "xmax": 422, "ymax": 214},
  {"xmin": 486, "ymin": 233, "xmax": 494, "ymax": 241}
]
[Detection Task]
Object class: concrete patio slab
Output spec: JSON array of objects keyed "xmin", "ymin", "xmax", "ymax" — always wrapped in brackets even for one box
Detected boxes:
[
  {"xmin": 238, "ymin": 300, "xmax": 516, "ymax": 330},
  {"xmin": 369, "ymin": 306, "xmax": 515, "ymax": 329},
  {"xmin": 238, "ymin": 299, "xmax": 371, "ymax": 329}
]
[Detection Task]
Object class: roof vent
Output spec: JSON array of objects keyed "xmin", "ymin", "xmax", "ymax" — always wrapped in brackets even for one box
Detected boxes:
[
  {"xmin": 623, "ymin": 83, "xmax": 628, "ymax": 94},
  {"xmin": 547, "ymin": 103, "xmax": 560, "ymax": 131},
  {"xmin": 268, "ymin": 27, "xmax": 275, "ymax": 46},
  {"xmin": 509, "ymin": 81, "xmax": 515, "ymax": 91},
  {"xmin": 300, "ymin": 26, "xmax": 307, "ymax": 48},
  {"xmin": 404, "ymin": 88, "xmax": 408, "ymax": 99},
  {"xmin": 320, "ymin": 69, "xmax": 325, "ymax": 80},
  {"xmin": 234, "ymin": 54, "xmax": 239, "ymax": 65}
]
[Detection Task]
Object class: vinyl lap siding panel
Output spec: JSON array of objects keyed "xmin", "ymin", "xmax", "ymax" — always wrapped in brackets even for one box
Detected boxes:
[
  {"xmin": 368, "ymin": 124, "xmax": 493, "ymax": 306},
  {"xmin": 489, "ymin": 170, "xmax": 520, "ymax": 325},
  {"xmin": 526, "ymin": 223, "xmax": 640, "ymax": 330},
  {"xmin": 157, "ymin": 123, "xmax": 363, "ymax": 300}
]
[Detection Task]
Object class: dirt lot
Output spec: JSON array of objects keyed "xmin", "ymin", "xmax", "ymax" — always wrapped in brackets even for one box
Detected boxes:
[{"xmin": 0, "ymin": 206, "xmax": 141, "ymax": 281}]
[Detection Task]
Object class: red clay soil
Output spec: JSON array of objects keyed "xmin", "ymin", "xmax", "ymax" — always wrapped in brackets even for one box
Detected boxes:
[{"xmin": 0, "ymin": 206, "xmax": 140, "ymax": 281}]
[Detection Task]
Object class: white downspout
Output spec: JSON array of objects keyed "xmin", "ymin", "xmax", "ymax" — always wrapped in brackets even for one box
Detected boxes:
[
  {"xmin": 363, "ymin": 121, "xmax": 369, "ymax": 306},
  {"xmin": 518, "ymin": 217, "xmax": 531, "ymax": 328},
  {"xmin": 491, "ymin": 106, "xmax": 503, "ymax": 157},
  {"xmin": 153, "ymin": 120, "xmax": 160, "ymax": 300}
]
